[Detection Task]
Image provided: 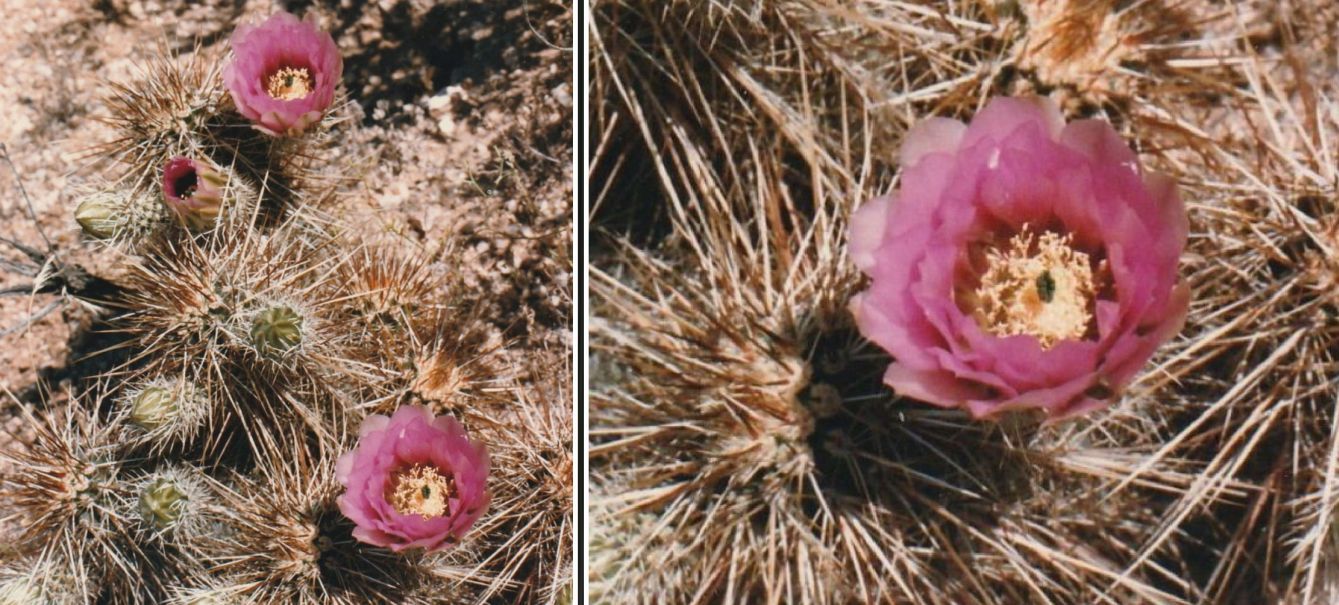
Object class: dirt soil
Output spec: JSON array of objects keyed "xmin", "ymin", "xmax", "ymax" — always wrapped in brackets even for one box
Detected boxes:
[{"xmin": 0, "ymin": 0, "xmax": 572, "ymax": 515}]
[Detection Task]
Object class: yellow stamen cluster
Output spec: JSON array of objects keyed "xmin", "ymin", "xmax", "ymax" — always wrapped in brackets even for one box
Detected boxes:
[
  {"xmin": 973, "ymin": 227, "xmax": 1101, "ymax": 349},
  {"xmin": 388, "ymin": 464, "xmax": 454, "ymax": 519},
  {"xmin": 265, "ymin": 67, "xmax": 314, "ymax": 101}
]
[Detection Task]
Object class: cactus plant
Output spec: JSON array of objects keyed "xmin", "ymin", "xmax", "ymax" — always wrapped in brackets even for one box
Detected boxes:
[{"xmin": 0, "ymin": 6, "xmax": 572, "ymax": 604}]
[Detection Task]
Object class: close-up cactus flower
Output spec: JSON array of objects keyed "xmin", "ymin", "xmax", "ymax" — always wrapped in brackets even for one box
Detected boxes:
[
  {"xmin": 336, "ymin": 405, "xmax": 490, "ymax": 553},
  {"xmin": 161, "ymin": 157, "xmax": 225, "ymax": 231},
  {"xmin": 223, "ymin": 11, "xmax": 342, "ymax": 136},
  {"xmin": 849, "ymin": 96, "xmax": 1188, "ymax": 420}
]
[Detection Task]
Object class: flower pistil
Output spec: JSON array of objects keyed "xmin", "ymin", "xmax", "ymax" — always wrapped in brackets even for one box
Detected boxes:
[
  {"xmin": 973, "ymin": 227, "xmax": 1104, "ymax": 348},
  {"xmin": 266, "ymin": 67, "xmax": 314, "ymax": 101},
  {"xmin": 388, "ymin": 464, "xmax": 455, "ymax": 519}
]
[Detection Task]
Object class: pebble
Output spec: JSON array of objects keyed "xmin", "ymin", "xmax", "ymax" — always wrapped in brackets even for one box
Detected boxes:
[
  {"xmin": 437, "ymin": 115, "xmax": 457, "ymax": 137},
  {"xmin": 551, "ymin": 83, "xmax": 571, "ymax": 108},
  {"xmin": 427, "ymin": 86, "xmax": 470, "ymax": 118}
]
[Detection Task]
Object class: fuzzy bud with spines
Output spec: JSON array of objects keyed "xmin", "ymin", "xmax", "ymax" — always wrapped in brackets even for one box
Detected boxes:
[
  {"xmin": 74, "ymin": 189, "xmax": 169, "ymax": 241},
  {"xmin": 130, "ymin": 386, "xmax": 176, "ymax": 430},
  {"xmin": 250, "ymin": 305, "xmax": 303, "ymax": 356},
  {"xmin": 124, "ymin": 466, "xmax": 219, "ymax": 551},
  {"xmin": 74, "ymin": 191, "xmax": 127, "ymax": 239},
  {"xmin": 139, "ymin": 476, "xmax": 189, "ymax": 529},
  {"xmin": 123, "ymin": 378, "xmax": 210, "ymax": 452}
]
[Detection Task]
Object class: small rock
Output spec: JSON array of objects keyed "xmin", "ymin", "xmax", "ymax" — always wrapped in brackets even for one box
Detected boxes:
[
  {"xmin": 437, "ymin": 115, "xmax": 457, "ymax": 137},
  {"xmin": 427, "ymin": 86, "xmax": 470, "ymax": 118},
  {"xmin": 551, "ymin": 83, "xmax": 571, "ymax": 108},
  {"xmin": 427, "ymin": 95, "xmax": 451, "ymax": 115}
]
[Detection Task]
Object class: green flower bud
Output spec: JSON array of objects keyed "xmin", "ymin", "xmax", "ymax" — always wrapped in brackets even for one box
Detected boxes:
[
  {"xmin": 139, "ymin": 477, "xmax": 188, "ymax": 529},
  {"xmin": 74, "ymin": 191, "xmax": 128, "ymax": 239},
  {"xmin": 130, "ymin": 386, "xmax": 176, "ymax": 430},
  {"xmin": 251, "ymin": 306, "xmax": 303, "ymax": 355}
]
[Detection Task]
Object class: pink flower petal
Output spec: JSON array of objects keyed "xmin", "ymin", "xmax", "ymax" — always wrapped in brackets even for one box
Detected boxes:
[
  {"xmin": 960, "ymin": 96, "xmax": 1064, "ymax": 151},
  {"xmin": 900, "ymin": 117, "xmax": 968, "ymax": 169},
  {"xmin": 883, "ymin": 362, "xmax": 992, "ymax": 408}
]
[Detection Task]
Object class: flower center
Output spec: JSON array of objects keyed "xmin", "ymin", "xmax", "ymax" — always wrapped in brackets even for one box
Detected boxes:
[
  {"xmin": 266, "ymin": 67, "xmax": 314, "ymax": 101},
  {"xmin": 388, "ymin": 464, "xmax": 455, "ymax": 519},
  {"xmin": 973, "ymin": 227, "xmax": 1100, "ymax": 349},
  {"xmin": 172, "ymin": 170, "xmax": 198, "ymax": 199}
]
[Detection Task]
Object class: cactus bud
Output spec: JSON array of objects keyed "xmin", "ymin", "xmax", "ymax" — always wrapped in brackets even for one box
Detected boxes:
[
  {"xmin": 162, "ymin": 157, "xmax": 225, "ymax": 231},
  {"xmin": 130, "ymin": 386, "xmax": 176, "ymax": 430},
  {"xmin": 74, "ymin": 191, "xmax": 127, "ymax": 239},
  {"xmin": 250, "ymin": 306, "xmax": 303, "ymax": 355},
  {"xmin": 139, "ymin": 477, "xmax": 189, "ymax": 529}
]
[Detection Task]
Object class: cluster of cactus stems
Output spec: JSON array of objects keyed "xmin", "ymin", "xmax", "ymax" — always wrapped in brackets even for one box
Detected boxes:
[
  {"xmin": 0, "ymin": 12, "xmax": 570, "ymax": 605},
  {"xmin": 586, "ymin": 0, "xmax": 1335, "ymax": 603}
]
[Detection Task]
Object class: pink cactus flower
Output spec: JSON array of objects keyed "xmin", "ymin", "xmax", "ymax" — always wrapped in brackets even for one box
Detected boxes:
[
  {"xmin": 224, "ymin": 11, "xmax": 342, "ymax": 136},
  {"xmin": 336, "ymin": 406, "xmax": 490, "ymax": 552},
  {"xmin": 161, "ymin": 156, "xmax": 224, "ymax": 231},
  {"xmin": 849, "ymin": 97, "xmax": 1188, "ymax": 420}
]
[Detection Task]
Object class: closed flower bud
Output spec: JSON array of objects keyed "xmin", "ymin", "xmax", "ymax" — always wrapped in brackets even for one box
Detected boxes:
[
  {"xmin": 250, "ymin": 306, "xmax": 303, "ymax": 355},
  {"xmin": 74, "ymin": 190, "xmax": 128, "ymax": 239},
  {"xmin": 125, "ymin": 466, "xmax": 216, "ymax": 550},
  {"xmin": 139, "ymin": 477, "xmax": 189, "ymax": 529},
  {"xmin": 130, "ymin": 386, "xmax": 176, "ymax": 430}
]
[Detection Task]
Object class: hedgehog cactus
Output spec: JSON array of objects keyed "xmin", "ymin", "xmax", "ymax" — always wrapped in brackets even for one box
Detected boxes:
[{"xmin": 0, "ymin": 7, "xmax": 571, "ymax": 605}]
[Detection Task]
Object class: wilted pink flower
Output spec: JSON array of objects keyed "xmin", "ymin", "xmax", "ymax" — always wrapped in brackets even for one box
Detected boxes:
[
  {"xmin": 161, "ymin": 156, "xmax": 224, "ymax": 231},
  {"xmin": 224, "ymin": 11, "xmax": 342, "ymax": 136},
  {"xmin": 849, "ymin": 97, "xmax": 1188, "ymax": 420},
  {"xmin": 336, "ymin": 406, "xmax": 490, "ymax": 552}
]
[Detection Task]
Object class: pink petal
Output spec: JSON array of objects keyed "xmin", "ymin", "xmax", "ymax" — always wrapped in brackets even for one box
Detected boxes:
[
  {"xmin": 848, "ymin": 193, "xmax": 895, "ymax": 272},
  {"xmin": 900, "ymin": 117, "xmax": 967, "ymax": 169},
  {"xmin": 883, "ymin": 363, "xmax": 992, "ymax": 408},
  {"xmin": 960, "ymin": 96, "xmax": 1064, "ymax": 151}
]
